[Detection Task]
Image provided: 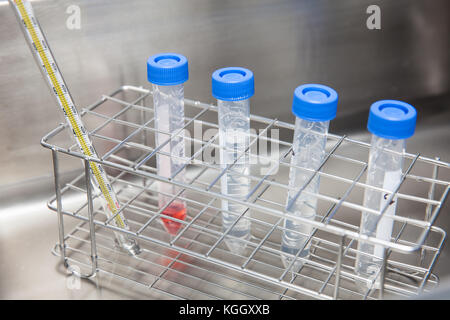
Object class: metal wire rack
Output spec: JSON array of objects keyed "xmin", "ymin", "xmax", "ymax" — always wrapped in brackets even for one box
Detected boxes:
[{"xmin": 42, "ymin": 85, "xmax": 449, "ymax": 300}]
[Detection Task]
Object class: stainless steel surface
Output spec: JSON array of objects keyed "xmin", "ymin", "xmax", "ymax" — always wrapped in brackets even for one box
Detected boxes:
[
  {"xmin": 0, "ymin": 0, "xmax": 449, "ymax": 299},
  {"xmin": 25, "ymin": 86, "xmax": 449, "ymax": 299},
  {"xmin": 1, "ymin": 0, "xmax": 449, "ymax": 185}
]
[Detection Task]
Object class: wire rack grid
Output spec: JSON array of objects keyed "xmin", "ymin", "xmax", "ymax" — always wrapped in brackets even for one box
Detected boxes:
[{"xmin": 41, "ymin": 85, "xmax": 449, "ymax": 300}]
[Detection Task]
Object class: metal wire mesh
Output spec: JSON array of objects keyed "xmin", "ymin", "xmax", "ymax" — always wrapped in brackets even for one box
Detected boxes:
[{"xmin": 42, "ymin": 85, "xmax": 449, "ymax": 300}]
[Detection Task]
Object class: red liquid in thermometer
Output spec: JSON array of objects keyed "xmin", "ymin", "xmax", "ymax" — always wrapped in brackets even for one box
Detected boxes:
[{"xmin": 161, "ymin": 202, "xmax": 187, "ymax": 235}]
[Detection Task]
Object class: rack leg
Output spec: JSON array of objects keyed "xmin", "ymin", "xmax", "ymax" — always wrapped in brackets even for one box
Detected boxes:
[
  {"xmin": 421, "ymin": 158, "xmax": 440, "ymax": 265},
  {"xmin": 139, "ymin": 93, "xmax": 149, "ymax": 187},
  {"xmin": 52, "ymin": 155, "xmax": 98, "ymax": 279},
  {"xmin": 333, "ymin": 235, "xmax": 345, "ymax": 299},
  {"xmin": 140, "ymin": 93, "xmax": 148, "ymax": 150},
  {"xmin": 52, "ymin": 150, "xmax": 68, "ymax": 268},
  {"xmin": 81, "ymin": 159, "xmax": 99, "ymax": 278}
]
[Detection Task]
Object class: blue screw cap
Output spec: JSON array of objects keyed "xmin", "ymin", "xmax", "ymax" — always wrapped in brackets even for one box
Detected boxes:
[
  {"xmin": 147, "ymin": 53, "xmax": 189, "ymax": 86},
  {"xmin": 367, "ymin": 100, "xmax": 417, "ymax": 140},
  {"xmin": 291, "ymin": 84, "xmax": 338, "ymax": 122},
  {"xmin": 212, "ymin": 67, "xmax": 254, "ymax": 101}
]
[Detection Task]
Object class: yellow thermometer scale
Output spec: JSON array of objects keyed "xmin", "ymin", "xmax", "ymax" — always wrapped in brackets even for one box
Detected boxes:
[{"xmin": 10, "ymin": 0, "xmax": 140, "ymax": 255}]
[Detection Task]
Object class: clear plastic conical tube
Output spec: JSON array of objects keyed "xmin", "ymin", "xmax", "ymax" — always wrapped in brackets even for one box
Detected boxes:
[
  {"xmin": 147, "ymin": 53, "xmax": 189, "ymax": 236},
  {"xmin": 153, "ymin": 83, "xmax": 187, "ymax": 235},
  {"xmin": 281, "ymin": 118, "xmax": 328, "ymax": 271},
  {"xmin": 281, "ymin": 83, "xmax": 338, "ymax": 272},
  {"xmin": 355, "ymin": 99, "xmax": 416, "ymax": 291},
  {"xmin": 212, "ymin": 67, "xmax": 254, "ymax": 255}
]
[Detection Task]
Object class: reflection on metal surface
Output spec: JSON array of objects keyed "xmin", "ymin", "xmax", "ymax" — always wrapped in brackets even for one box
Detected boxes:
[{"xmin": 1, "ymin": 0, "xmax": 449, "ymax": 184}]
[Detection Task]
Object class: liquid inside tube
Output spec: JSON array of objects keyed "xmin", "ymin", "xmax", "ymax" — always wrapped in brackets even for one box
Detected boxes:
[
  {"xmin": 355, "ymin": 136, "xmax": 405, "ymax": 291},
  {"xmin": 153, "ymin": 84, "xmax": 187, "ymax": 235},
  {"xmin": 281, "ymin": 118, "xmax": 328, "ymax": 272},
  {"xmin": 218, "ymin": 99, "xmax": 251, "ymax": 255}
]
